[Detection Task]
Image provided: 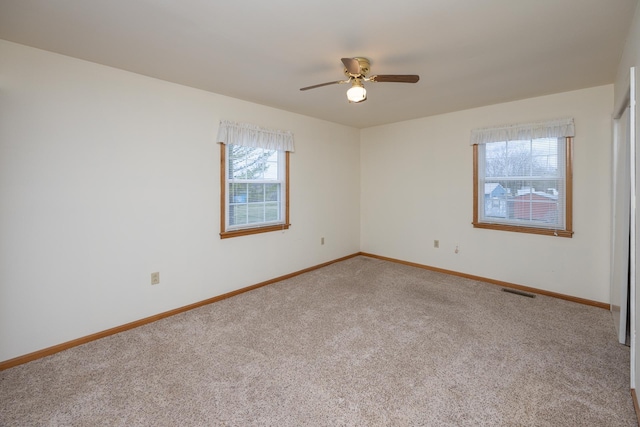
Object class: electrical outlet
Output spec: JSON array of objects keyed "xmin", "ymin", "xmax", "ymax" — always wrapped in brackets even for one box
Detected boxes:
[
  {"xmin": 321, "ymin": 237, "xmax": 325, "ymax": 245},
  {"xmin": 434, "ymin": 240, "xmax": 439, "ymax": 248},
  {"xmin": 151, "ymin": 272, "xmax": 160, "ymax": 285}
]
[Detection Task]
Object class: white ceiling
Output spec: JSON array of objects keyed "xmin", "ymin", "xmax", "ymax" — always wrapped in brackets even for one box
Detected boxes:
[{"xmin": 0, "ymin": 0, "xmax": 637, "ymax": 128}]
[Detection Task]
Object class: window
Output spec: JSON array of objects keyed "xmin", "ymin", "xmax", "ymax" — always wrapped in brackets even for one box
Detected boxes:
[
  {"xmin": 471, "ymin": 118, "xmax": 574, "ymax": 238},
  {"xmin": 217, "ymin": 121, "xmax": 293, "ymax": 239}
]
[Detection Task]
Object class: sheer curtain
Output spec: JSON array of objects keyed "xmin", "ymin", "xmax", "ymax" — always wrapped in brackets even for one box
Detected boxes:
[
  {"xmin": 470, "ymin": 117, "xmax": 574, "ymax": 145},
  {"xmin": 216, "ymin": 120, "xmax": 295, "ymax": 152}
]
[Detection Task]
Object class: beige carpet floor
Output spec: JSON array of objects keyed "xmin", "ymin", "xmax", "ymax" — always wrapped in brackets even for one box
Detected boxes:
[{"xmin": 0, "ymin": 255, "xmax": 637, "ymax": 426}]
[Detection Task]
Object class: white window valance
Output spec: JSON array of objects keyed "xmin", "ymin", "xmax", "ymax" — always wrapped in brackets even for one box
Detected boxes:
[
  {"xmin": 470, "ymin": 117, "xmax": 575, "ymax": 145},
  {"xmin": 216, "ymin": 120, "xmax": 295, "ymax": 152}
]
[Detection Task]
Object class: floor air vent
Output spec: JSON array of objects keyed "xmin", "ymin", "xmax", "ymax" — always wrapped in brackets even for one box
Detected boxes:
[{"xmin": 502, "ymin": 288, "xmax": 536, "ymax": 298}]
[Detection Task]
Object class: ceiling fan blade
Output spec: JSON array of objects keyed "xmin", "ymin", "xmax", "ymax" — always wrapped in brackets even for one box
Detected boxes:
[
  {"xmin": 300, "ymin": 80, "xmax": 347, "ymax": 91},
  {"xmin": 370, "ymin": 74, "xmax": 420, "ymax": 83},
  {"xmin": 341, "ymin": 58, "xmax": 361, "ymax": 75}
]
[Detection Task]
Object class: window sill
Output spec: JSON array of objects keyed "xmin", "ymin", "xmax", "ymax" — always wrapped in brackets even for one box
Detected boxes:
[
  {"xmin": 220, "ymin": 223, "xmax": 291, "ymax": 239},
  {"xmin": 472, "ymin": 222, "xmax": 573, "ymax": 238}
]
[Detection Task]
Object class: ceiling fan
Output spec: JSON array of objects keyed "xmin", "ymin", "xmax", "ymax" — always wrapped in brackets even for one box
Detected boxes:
[{"xmin": 300, "ymin": 57, "xmax": 419, "ymax": 103}]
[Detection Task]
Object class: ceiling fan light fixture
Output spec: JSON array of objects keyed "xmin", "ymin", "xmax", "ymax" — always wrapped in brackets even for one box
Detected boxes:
[
  {"xmin": 346, "ymin": 80, "xmax": 367, "ymax": 103},
  {"xmin": 300, "ymin": 57, "xmax": 418, "ymax": 103}
]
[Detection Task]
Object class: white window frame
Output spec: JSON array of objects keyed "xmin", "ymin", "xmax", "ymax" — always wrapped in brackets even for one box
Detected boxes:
[
  {"xmin": 471, "ymin": 118, "xmax": 574, "ymax": 238},
  {"xmin": 478, "ymin": 137, "xmax": 567, "ymax": 225},
  {"xmin": 219, "ymin": 143, "xmax": 290, "ymax": 239}
]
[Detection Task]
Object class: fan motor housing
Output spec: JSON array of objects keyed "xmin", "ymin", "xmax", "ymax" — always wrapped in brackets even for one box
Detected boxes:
[{"xmin": 344, "ymin": 57, "xmax": 370, "ymax": 77}]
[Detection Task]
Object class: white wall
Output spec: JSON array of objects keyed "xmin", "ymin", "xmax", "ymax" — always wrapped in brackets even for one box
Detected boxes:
[
  {"xmin": 0, "ymin": 40, "xmax": 361, "ymax": 362},
  {"xmin": 614, "ymin": 3, "xmax": 640, "ymax": 113},
  {"xmin": 0, "ymin": 35, "xmax": 623, "ymax": 364},
  {"xmin": 361, "ymin": 85, "xmax": 613, "ymax": 303}
]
